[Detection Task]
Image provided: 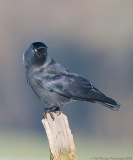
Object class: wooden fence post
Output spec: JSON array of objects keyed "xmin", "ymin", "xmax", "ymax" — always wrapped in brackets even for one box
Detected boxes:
[{"xmin": 42, "ymin": 112, "xmax": 78, "ymax": 160}]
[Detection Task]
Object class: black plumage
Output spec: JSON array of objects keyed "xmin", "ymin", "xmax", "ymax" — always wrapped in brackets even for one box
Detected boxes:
[{"xmin": 23, "ymin": 42, "xmax": 120, "ymax": 119}]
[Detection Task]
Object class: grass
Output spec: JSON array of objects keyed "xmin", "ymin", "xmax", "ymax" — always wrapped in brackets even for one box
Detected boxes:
[{"xmin": 0, "ymin": 130, "xmax": 132, "ymax": 160}]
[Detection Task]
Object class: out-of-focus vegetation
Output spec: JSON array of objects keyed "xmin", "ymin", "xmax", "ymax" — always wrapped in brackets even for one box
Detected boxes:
[
  {"xmin": 0, "ymin": 0, "xmax": 133, "ymax": 159},
  {"xmin": 0, "ymin": 130, "xmax": 132, "ymax": 160}
]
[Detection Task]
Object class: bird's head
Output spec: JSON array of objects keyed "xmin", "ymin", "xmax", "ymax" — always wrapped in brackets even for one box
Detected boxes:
[{"xmin": 23, "ymin": 42, "xmax": 48, "ymax": 69}]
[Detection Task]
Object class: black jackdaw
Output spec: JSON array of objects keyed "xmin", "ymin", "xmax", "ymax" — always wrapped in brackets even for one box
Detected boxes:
[{"xmin": 23, "ymin": 42, "xmax": 120, "ymax": 120}]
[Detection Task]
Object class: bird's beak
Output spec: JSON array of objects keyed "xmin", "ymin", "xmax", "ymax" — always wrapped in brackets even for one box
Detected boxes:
[
  {"xmin": 36, "ymin": 48, "xmax": 48, "ymax": 56},
  {"xmin": 42, "ymin": 49, "xmax": 48, "ymax": 56}
]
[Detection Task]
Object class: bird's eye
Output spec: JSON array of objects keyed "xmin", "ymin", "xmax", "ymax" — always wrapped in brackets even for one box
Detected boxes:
[
  {"xmin": 34, "ymin": 49, "xmax": 38, "ymax": 53},
  {"xmin": 33, "ymin": 48, "xmax": 46, "ymax": 53}
]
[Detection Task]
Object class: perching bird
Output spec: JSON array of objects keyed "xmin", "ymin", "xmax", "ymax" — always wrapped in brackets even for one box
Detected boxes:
[{"xmin": 23, "ymin": 42, "xmax": 120, "ymax": 120}]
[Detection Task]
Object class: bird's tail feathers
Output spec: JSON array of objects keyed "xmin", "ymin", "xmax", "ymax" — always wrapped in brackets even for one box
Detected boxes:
[{"xmin": 95, "ymin": 97, "xmax": 121, "ymax": 111}]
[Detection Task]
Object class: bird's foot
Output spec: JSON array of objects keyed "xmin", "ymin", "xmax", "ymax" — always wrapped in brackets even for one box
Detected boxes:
[{"xmin": 43, "ymin": 106, "xmax": 61, "ymax": 121}]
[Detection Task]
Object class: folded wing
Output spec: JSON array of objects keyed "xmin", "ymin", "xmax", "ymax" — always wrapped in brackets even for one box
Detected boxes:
[{"xmin": 35, "ymin": 73, "xmax": 93, "ymax": 99}]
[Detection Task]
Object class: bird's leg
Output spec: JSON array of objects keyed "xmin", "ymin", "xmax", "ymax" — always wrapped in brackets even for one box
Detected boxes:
[
  {"xmin": 56, "ymin": 107, "xmax": 62, "ymax": 116},
  {"xmin": 43, "ymin": 108, "xmax": 54, "ymax": 120},
  {"xmin": 43, "ymin": 106, "xmax": 61, "ymax": 121}
]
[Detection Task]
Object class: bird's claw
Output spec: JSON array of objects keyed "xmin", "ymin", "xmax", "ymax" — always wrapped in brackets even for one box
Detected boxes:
[{"xmin": 43, "ymin": 106, "xmax": 61, "ymax": 121}]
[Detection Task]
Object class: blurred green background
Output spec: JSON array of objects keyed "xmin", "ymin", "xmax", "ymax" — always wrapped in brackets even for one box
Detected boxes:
[{"xmin": 0, "ymin": 0, "xmax": 133, "ymax": 159}]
